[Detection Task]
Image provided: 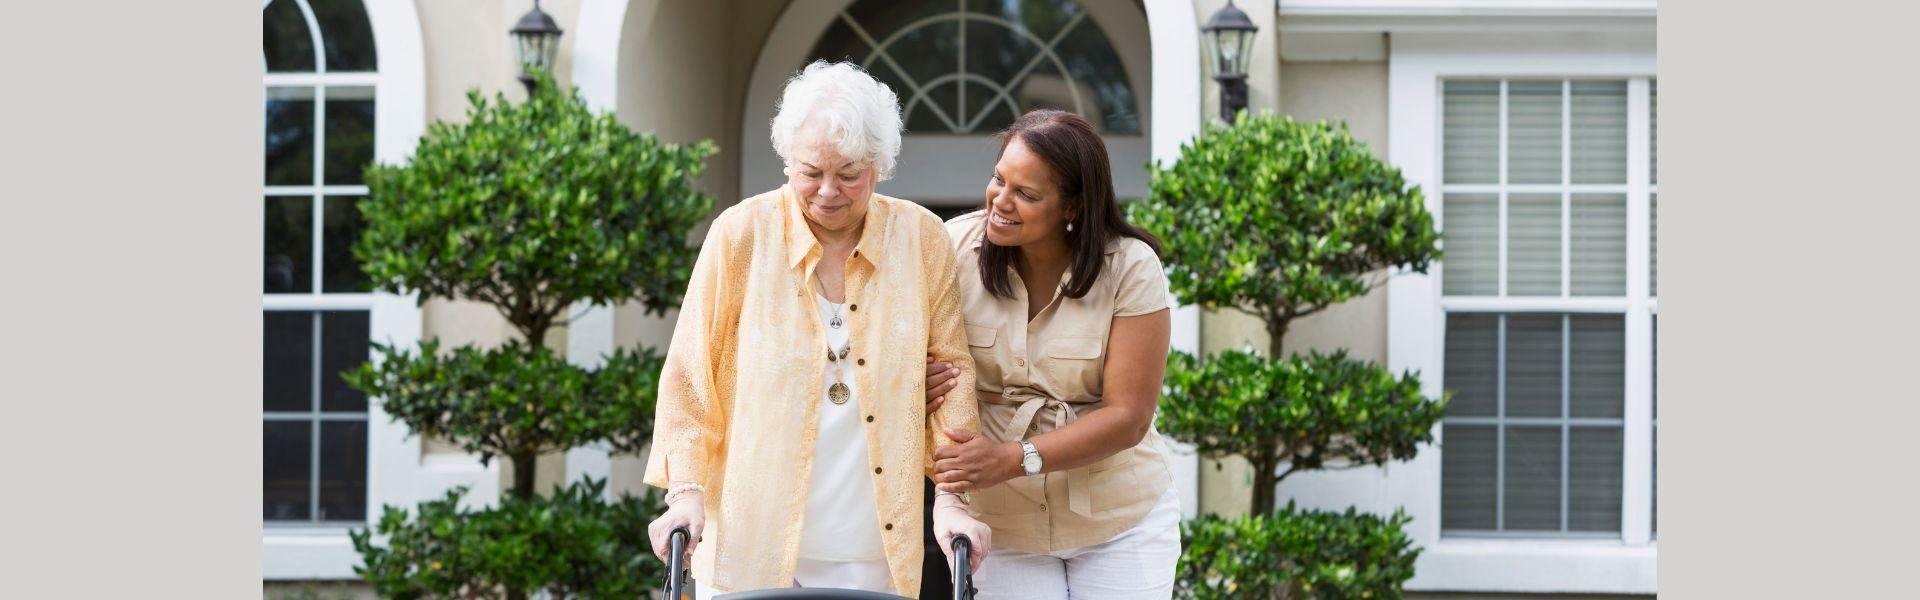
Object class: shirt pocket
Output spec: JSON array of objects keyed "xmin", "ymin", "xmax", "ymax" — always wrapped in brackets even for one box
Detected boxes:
[
  {"xmin": 1089, "ymin": 451, "xmax": 1160, "ymax": 514},
  {"xmin": 963, "ymin": 322, "xmax": 1002, "ymax": 389},
  {"xmin": 1044, "ymin": 334, "xmax": 1105, "ymax": 395}
]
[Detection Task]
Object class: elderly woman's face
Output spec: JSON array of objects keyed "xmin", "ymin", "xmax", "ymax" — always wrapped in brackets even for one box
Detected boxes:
[{"xmin": 786, "ymin": 125, "xmax": 875, "ymax": 235}]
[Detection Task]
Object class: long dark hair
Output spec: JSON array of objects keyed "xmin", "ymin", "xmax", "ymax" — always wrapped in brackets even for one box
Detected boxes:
[{"xmin": 978, "ymin": 109, "xmax": 1162, "ymax": 300}]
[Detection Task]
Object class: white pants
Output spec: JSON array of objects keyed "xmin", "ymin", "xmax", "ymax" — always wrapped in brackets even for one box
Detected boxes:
[
  {"xmin": 970, "ymin": 488, "xmax": 1181, "ymax": 600},
  {"xmin": 695, "ymin": 558, "xmax": 894, "ymax": 599}
]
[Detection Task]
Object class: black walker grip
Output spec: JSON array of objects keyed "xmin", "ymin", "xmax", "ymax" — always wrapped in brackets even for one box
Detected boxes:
[
  {"xmin": 950, "ymin": 535, "xmax": 977, "ymax": 600},
  {"xmin": 666, "ymin": 525, "xmax": 692, "ymax": 599}
]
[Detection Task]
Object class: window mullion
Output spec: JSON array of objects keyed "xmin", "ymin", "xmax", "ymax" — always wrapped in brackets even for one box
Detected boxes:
[
  {"xmin": 308, "ymin": 312, "xmax": 322, "ymax": 523},
  {"xmin": 1495, "ymin": 314, "xmax": 1508, "ymax": 531},
  {"xmin": 312, "ymin": 83, "xmax": 327, "ymax": 294},
  {"xmin": 1561, "ymin": 80, "xmax": 1572, "ymax": 298},
  {"xmin": 1560, "ymin": 314, "xmax": 1571, "ymax": 533},
  {"xmin": 1621, "ymin": 77, "xmax": 1655, "ymax": 545},
  {"xmin": 1497, "ymin": 80, "xmax": 1510, "ymax": 297}
]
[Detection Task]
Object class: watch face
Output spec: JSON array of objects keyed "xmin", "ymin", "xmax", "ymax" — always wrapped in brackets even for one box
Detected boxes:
[{"xmin": 1022, "ymin": 454, "xmax": 1041, "ymax": 473}]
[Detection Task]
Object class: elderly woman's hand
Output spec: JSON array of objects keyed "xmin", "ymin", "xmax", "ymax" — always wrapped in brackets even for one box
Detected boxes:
[
  {"xmin": 646, "ymin": 491, "xmax": 706, "ymax": 565},
  {"xmin": 924, "ymin": 355, "xmax": 961, "ymax": 415},
  {"xmin": 933, "ymin": 429, "xmax": 1023, "ymax": 492},
  {"xmin": 931, "ymin": 495, "xmax": 992, "ymax": 575}
]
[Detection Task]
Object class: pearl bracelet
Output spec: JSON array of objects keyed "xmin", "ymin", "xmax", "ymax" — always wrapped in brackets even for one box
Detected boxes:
[{"xmin": 665, "ymin": 482, "xmax": 705, "ymax": 506}]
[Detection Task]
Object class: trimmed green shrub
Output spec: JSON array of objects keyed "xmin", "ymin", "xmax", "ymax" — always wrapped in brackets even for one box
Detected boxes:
[
  {"xmin": 1156, "ymin": 348, "xmax": 1445, "ymax": 514},
  {"xmin": 357, "ymin": 70, "xmax": 715, "ymax": 343},
  {"xmin": 343, "ymin": 340, "xmax": 663, "ymax": 495},
  {"xmin": 1178, "ymin": 507, "xmax": 1419, "ymax": 600},
  {"xmin": 351, "ymin": 478, "xmax": 669, "ymax": 600},
  {"xmin": 1129, "ymin": 112, "xmax": 1446, "ymax": 598},
  {"xmin": 344, "ymin": 69, "xmax": 713, "ymax": 599}
]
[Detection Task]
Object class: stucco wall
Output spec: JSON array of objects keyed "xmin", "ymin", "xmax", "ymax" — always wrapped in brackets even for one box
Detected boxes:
[{"xmin": 600, "ymin": 0, "xmax": 791, "ymax": 497}]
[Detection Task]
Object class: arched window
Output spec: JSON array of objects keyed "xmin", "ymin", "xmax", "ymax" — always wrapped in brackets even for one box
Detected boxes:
[
  {"xmin": 262, "ymin": 0, "xmax": 379, "ymax": 526},
  {"xmin": 808, "ymin": 0, "xmax": 1141, "ymax": 135}
]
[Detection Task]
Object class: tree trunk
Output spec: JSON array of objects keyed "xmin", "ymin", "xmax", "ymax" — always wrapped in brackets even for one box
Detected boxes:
[
  {"xmin": 1257, "ymin": 311, "xmax": 1290, "ymax": 516},
  {"xmin": 511, "ymin": 450, "xmax": 537, "ymax": 499},
  {"xmin": 1250, "ymin": 449, "xmax": 1281, "ymax": 516}
]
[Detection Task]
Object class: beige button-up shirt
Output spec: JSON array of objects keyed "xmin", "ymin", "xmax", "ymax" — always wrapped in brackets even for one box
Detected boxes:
[
  {"xmin": 644, "ymin": 186, "xmax": 980, "ymax": 595},
  {"xmin": 944, "ymin": 211, "xmax": 1176, "ymax": 554}
]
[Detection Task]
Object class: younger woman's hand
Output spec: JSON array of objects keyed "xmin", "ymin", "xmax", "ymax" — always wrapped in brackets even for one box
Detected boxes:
[{"xmin": 925, "ymin": 355, "xmax": 961, "ymax": 415}]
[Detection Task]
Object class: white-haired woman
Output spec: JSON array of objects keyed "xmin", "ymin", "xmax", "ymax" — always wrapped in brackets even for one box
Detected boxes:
[{"xmin": 643, "ymin": 60, "xmax": 991, "ymax": 598}]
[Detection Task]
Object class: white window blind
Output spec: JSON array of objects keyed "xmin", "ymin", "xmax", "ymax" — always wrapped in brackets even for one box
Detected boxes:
[{"xmin": 1438, "ymin": 78, "xmax": 1656, "ymax": 539}]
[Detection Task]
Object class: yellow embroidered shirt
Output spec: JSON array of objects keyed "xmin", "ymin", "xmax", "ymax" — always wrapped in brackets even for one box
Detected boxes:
[{"xmin": 644, "ymin": 185, "xmax": 980, "ymax": 596}]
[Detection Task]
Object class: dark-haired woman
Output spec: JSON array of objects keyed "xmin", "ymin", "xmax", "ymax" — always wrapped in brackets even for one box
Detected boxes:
[{"xmin": 924, "ymin": 109, "xmax": 1178, "ymax": 599}]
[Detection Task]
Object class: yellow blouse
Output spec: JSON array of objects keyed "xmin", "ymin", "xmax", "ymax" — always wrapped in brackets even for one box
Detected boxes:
[
  {"xmin": 945, "ymin": 211, "xmax": 1176, "ymax": 554},
  {"xmin": 644, "ymin": 185, "xmax": 980, "ymax": 595}
]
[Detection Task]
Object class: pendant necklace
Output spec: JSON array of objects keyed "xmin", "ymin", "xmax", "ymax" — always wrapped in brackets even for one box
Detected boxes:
[
  {"xmin": 817, "ymin": 276, "xmax": 851, "ymax": 404},
  {"xmin": 825, "ymin": 342, "xmax": 852, "ymax": 405},
  {"xmin": 818, "ymin": 277, "xmax": 844, "ymax": 330}
]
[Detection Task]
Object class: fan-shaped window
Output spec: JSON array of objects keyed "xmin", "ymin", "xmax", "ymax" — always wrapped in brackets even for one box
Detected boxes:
[
  {"xmin": 264, "ymin": 0, "xmax": 378, "ymax": 73},
  {"xmin": 262, "ymin": 0, "xmax": 380, "ymax": 525},
  {"xmin": 808, "ymin": 0, "xmax": 1140, "ymax": 135}
]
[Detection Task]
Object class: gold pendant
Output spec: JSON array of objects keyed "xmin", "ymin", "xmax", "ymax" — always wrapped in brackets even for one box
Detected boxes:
[{"xmin": 828, "ymin": 382, "xmax": 851, "ymax": 405}]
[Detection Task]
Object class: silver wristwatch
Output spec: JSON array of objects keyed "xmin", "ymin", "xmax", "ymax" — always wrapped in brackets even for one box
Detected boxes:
[{"xmin": 1019, "ymin": 440, "xmax": 1043, "ymax": 476}]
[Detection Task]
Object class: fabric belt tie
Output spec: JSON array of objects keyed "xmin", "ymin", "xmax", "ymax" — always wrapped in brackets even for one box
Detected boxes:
[{"xmin": 996, "ymin": 387, "xmax": 1096, "ymax": 518}]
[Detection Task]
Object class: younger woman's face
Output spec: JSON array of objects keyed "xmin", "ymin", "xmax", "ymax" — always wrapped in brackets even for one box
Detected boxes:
[{"xmin": 982, "ymin": 138, "xmax": 1072, "ymax": 248}]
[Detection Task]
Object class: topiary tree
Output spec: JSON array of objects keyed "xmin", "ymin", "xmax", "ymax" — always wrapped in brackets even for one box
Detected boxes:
[
  {"xmin": 342, "ymin": 69, "xmax": 715, "ymax": 599},
  {"xmin": 1129, "ymin": 111, "xmax": 1447, "ymax": 599}
]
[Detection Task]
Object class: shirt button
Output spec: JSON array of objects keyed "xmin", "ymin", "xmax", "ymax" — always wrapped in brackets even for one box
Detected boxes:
[
  {"xmin": 874, "ymin": 467, "xmax": 883, "ymax": 474},
  {"xmin": 857, "ymin": 358, "xmax": 866, "ymax": 366},
  {"xmin": 866, "ymin": 415, "xmax": 874, "ymax": 423},
  {"xmin": 1039, "ymin": 504, "xmax": 1048, "ymax": 512},
  {"xmin": 850, "ymin": 304, "xmax": 858, "ymax": 311},
  {"xmin": 884, "ymin": 523, "xmax": 894, "ymax": 531},
  {"xmin": 1014, "ymin": 357, "xmax": 1025, "ymax": 367}
]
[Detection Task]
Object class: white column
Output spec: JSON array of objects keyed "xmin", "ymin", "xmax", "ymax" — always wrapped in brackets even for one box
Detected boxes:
[{"xmin": 1147, "ymin": 0, "xmax": 1204, "ymax": 519}]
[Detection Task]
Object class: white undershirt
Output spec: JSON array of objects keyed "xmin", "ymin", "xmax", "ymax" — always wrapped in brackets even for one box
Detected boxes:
[{"xmin": 796, "ymin": 292, "xmax": 887, "ymax": 562}]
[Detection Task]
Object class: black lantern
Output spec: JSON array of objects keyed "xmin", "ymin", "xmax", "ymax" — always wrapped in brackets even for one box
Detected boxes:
[
  {"xmin": 1202, "ymin": 0, "xmax": 1259, "ymax": 123},
  {"xmin": 511, "ymin": 0, "xmax": 564, "ymax": 94}
]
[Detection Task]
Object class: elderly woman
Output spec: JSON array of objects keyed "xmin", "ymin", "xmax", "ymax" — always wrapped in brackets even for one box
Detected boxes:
[{"xmin": 643, "ymin": 60, "xmax": 990, "ymax": 598}]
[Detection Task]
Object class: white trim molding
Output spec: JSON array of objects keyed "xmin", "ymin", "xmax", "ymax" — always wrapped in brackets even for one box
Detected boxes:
[
  {"xmin": 1144, "ymin": 0, "xmax": 1203, "ymax": 520},
  {"xmin": 1383, "ymin": 31, "xmax": 1657, "ymax": 594},
  {"xmin": 1278, "ymin": 0, "xmax": 1657, "ymax": 34},
  {"xmin": 571, "ymin": 0, "xmax": 629, "ymax": 112}
]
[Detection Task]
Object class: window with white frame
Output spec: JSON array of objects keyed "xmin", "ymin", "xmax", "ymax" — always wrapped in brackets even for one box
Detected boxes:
[
  {"xmin": 1437, "ymin": 78, "xmax": 1657, "ymax": 538},
  {"xmin": 263, "ymin": 0, "xmax": 378, "ymax": 525},
  {"xmin": 807, "ymin": 0, "xmax": 1141, "ymax": 136}
]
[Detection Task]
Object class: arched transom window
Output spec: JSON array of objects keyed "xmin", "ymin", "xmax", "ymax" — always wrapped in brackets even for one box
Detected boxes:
[{"xmin": 809, "ymin": 0, "xmax": 1141, "ymax": 135}]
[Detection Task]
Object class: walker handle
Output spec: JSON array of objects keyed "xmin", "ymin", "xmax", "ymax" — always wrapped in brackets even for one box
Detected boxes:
[
  {"xmin": 666, "ymin": 526, "xmax": 691, "ymax": 599},
  {"xmin": 951, "ymin": 535, "xmax": 977, "ymax": 600}
]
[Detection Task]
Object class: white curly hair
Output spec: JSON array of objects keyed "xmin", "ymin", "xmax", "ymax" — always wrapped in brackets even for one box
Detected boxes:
[{"xmin": 769, "ymin": 60, "xmax": 903, "ymax": 181}]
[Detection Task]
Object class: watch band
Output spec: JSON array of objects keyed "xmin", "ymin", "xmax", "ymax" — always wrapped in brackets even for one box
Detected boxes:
[{"xmin": 1020, "ymin": 440, "xmax": 1042, "ymax": 476}]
